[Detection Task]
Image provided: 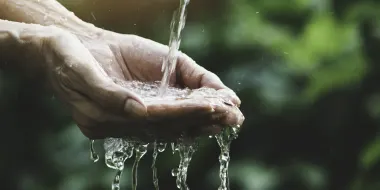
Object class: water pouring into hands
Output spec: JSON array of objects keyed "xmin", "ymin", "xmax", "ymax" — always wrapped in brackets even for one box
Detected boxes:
[{"xmin": 59, "ymin": 31, "xmax": 244, "ymax": 141}]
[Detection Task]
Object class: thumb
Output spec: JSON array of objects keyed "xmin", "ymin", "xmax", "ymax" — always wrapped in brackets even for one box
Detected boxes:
[
  {"xmin": 87, "ymin": 79, "xmax": 148, "ymax": 118},
  {"xmin": 125, "ymin": 97, "xmax": 148, "ymax": 117}
]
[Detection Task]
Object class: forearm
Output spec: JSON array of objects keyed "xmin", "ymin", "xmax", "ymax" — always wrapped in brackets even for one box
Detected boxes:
[{"xmin": 0, "ymin": 0, "xmax": 100, "ymax": 38}]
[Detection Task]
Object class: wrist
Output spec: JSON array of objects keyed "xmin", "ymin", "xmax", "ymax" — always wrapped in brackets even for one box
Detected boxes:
[
  {"xmin": 0, "ymin": 20, "xmax": 61, "ymax": 77},
  {"xmin": 1, "ymin": 0, "xmax": 103, "ymax": 40}
]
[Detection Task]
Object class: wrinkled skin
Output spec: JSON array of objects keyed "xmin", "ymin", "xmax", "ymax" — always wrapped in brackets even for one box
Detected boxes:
[{"xmin": 43, "ymin": 28, "xmax": 244, "ymax": 141}]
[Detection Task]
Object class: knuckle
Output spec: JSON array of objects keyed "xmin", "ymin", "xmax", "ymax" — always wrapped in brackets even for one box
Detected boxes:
[{"xmin": 55, "ymin": 65, "xmax": 73, "ymax": 87}]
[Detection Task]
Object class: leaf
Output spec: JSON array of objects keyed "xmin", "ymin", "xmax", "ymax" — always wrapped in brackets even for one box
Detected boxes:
[{"xmin": 361, "ymin": 136, "xmax": 380, "ymax": 170}]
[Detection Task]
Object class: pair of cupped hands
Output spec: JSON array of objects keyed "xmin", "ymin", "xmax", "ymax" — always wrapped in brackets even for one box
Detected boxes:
[{"xmin": 39, "ymin": 26, "xmax": 244, "ymax": 141}]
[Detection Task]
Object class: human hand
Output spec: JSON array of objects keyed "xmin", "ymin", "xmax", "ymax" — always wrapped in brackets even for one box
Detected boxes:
[{"xmin": 43, "ymin": 27, "xmax": 244, "ymax": 141}]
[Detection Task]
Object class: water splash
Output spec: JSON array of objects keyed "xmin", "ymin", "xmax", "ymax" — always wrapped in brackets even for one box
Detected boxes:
[
  {"xmin": 215, "ymin": 126, "xmax": 240, "ymax": 190},
  {"xmin": 171, "ymin": 138, "xmax": 198, "ymax": 190},
  {"xmin": 132, "ymin": 142, "xmax": 149, "ymax": 190},
  {"xmin": 90, "ymin": 139, "xmax": 99, "ymax": 163},
  {"xmin": 159, "ymin": 0, "xmax": 191, "ymax": 95}
]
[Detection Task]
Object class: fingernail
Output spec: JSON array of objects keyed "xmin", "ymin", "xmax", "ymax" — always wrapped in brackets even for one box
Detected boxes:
[
  {"xmin": 125, "ymin": 99, "xmax": 147, "ymax": 117},
  {"xmin": 218, "ymin": 89, "xmax": 241, "ymax": 106}
]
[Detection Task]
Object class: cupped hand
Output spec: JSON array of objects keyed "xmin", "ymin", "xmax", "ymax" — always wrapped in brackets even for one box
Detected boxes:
[{"xmin": 43, "ymin": 27, "xmax": 244, "ymax": 141}]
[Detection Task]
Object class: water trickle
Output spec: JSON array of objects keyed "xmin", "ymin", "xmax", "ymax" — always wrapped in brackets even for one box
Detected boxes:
[
  {"xmin": 112, "ymin": 169, "xmax": 123, "ymax": 190},
  {"xmin": 132, "ymin": 142, "xmax": 149, "ymax": 190},
  {"xmin": 171, "ymin": 138, "xmax": 198, "ymax": 190},
  {"xmin": 215, "ymin": 126, "xmax": 240, "ymax": 190},
  {"xmin": 104, "ymin": 138, "xmax": 135, "ymax": 190},
  {"xmin": 159, "ymin": 0, "xmax": 191, "ymax": 96},
  {"xmin": 89, "ymin": 139, "xmax": 99, "ymax": 163},
  {"xmin": 152, "ymin": 142, "xmax": 160, "ymax": 190}
]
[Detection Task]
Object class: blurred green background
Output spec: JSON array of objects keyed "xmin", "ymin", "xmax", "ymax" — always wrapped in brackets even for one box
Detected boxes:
[{"xmin": 1, "ymin": 0, "xmax": 380, "ymax": 189}]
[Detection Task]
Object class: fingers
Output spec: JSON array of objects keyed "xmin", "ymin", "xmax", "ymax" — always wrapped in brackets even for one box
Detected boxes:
[
  {"xmin": 216, "ymin": 89, "xmax": 241, "ymax": 106},
  {"xmin": 48, "ymin": 31, "xmax": 147, "ymax": 118},
  {"xmin": 176, "ymin": 52, "xmax": 241, "ymax": 106},
  {"xmin": 144, "ymin": 98, "xmax": 214, "ymax": 118},
  {"xmin": 176, "ymin": 52, "xmax": 223, "ymax": 89}
]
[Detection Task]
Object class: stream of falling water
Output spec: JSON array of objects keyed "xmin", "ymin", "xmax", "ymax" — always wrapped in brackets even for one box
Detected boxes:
[
  {"xmin": 152, "ymin": 142, "xmax": 160, "ymax": 190},
  {"xmin": 152, "ymin": 142, "xmax": 167, "ymax": 190},
  {"xmin": 132, "ymin": 142, "xmax": 149, "ymax": 190},
  {"xmin": 103, "ymin": 138, "xmax": 136, "ymax": 190},
  {"xmin": 159, "ymin": 0, "xmax": 190, "ymax": 95},
  {"xmin": 171, "ymin": 138, "xmax": 198, "ymax": 190},
  {"xmin": 215, "ymin": 126, "xmax": 240, "ymax": 190}
]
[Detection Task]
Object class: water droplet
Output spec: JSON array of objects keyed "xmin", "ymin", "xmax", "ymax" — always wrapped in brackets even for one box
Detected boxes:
[
  {"xmin": 171, "ymin": 168, "xmax": 179, "ymax": 176},
  {"xmin": 171, "ymin": 142, "xmax": 177, "ymax": 154},
  {"xmin": 157, "ymin": 142, "xmax": 167, "ymax": 152},
  {"xmin": 91, "ymin": 12, "xmax": 96, "ymax": 21}
]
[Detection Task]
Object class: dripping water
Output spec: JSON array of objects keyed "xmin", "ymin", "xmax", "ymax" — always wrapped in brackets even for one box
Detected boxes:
[
  {"xmin": 159, "ymin": 0, "xmax": 191, "ymax": 95},
  {"xmin": 215, "ymin": 126, "xmax": 240, "ymax": 190},
  {"xmin": 103, "ymin": 138, "xmax": 135, "ymax": 190},
  {"xmin": 152, "ymin": 142, "xmax": 160, "ymax": 190},
  {"xmin": 171, "ymin": 138, "xmax": 198, "ymax": 190},
  {"xmin": 89, "ymin": 139, "xmax": 99, "ymax": 163},
  {"xmin": 151, "ymin": 142, "xmax": 166, "ymax": 190},
  {"xmin": 112, "ymin": 169, "xmax": 123, "ymax": 190},
  {"xmin": 132, "ymin": 142, "xmax": 149, "ymax": 190}
]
